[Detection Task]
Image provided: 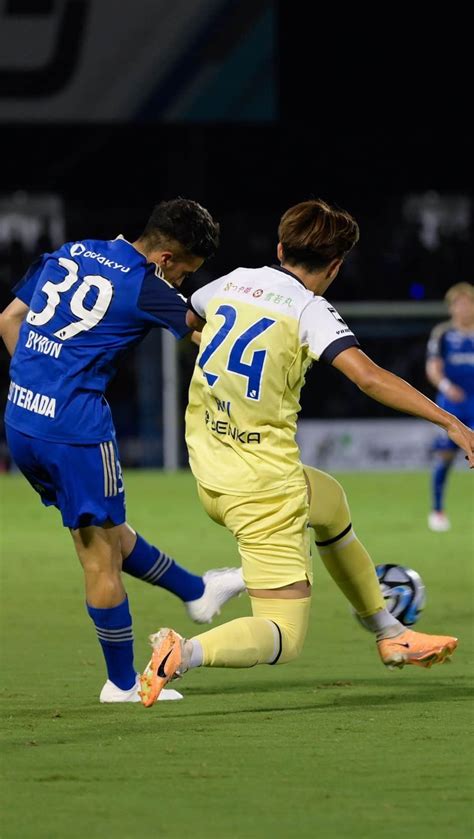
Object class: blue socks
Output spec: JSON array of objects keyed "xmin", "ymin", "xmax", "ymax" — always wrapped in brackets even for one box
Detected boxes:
[
  {"xmin": 87, "ymin": 536, "xmax": 205, "ymax": 691},
  {"xmin": 122, "ymin": 534, "xmax": 205, "ymax": 602},
  {"xmin": 87, "ymin": 597, "xmax": 136, "ymax": 691},
  {"xmin": 432, "ymin": 458, "xmax": 451, "ymax": 511}
]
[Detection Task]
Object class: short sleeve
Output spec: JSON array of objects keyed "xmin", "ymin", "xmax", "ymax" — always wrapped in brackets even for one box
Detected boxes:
[
  {"xmin": 299, "ymin": 298, "xmax": 359, "ymax": 363},
  {"xmin": 137, "ymin": 265, "xmax": 190, "ymax": 339},
  {"xmin": 189, "ymin": 277, "xmax": 224, "ymax": 319},
  {"xmin": 427, "ymin": 322, "xmax": 448, "ymax": 360},
  {"xmin": 13, "ymin": 254, "xmax": 49, "ymax": 305}
]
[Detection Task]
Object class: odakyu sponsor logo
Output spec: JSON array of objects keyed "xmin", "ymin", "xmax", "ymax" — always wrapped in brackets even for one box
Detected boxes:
[{"xmin": 69, "ymin": 243, "xmax": 130, "ymax": 272}]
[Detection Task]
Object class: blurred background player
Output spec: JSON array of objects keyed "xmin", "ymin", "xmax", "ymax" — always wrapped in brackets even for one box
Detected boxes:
[
  {"xmin": 0, "ymin": 199, "xmax": 244, "ymax": 704},
  {"xmin": 426, "ymin": 282, "xmax": 474, "ymax": 531},
  {"xmin": 140, "ymin": 199, "xmax": 472, "ymax": 706}
]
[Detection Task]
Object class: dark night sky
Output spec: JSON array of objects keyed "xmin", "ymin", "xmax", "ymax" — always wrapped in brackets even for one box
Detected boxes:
[{"xmin": 2, "ymin": 3, "xmax": 471, "ymax": 202}]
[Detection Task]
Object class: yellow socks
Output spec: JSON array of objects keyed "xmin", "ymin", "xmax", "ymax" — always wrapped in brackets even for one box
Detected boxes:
[
  {"xmin": 250, "ymin": 596, "xmax": 311, "ymax": 664},
  {"xmin": 303, "ymin": 465, "xmax": 385, "ymax": 618},
  {"xmin": 192, "ymin": 616, "xmax": 278, "ymax": 667},
  {"xmin": 193, "ymin": 595, "xmax": 311, "ymax": 667}
]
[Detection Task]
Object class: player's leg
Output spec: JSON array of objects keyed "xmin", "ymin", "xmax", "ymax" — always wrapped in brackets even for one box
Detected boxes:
[
  {"xmin": 141, "ymin": 583, "xmax": 311, "ymax": 706},
  {"xmin": 72, "ymin": 525, "xmax": 181, "ymax": 702},
  {"xmin": 91, "ymin": 443, "xmax": 206, "ymax": 607},
  {"xmin": 303, "ymin": 465, "xmax": 457, "ymax": 668},
  {"xmin": 5, "ymin": 429, "xmax": 183, "ymax": 702},
  {"xmin": 302, "ymin": 465, "xmax": 398, "ymax": 635},
  {"xmin": 139, "ymin": 486, "xmax": 312, "ymax": 705},
  {"xmin": 62, "ymin": 444, "xmax": 183, "ymax": 702},
  {"xmin": 191, "ymin": 584, "xmax": 311, "ymax": 667},
  {"xmin": 119, "ymin": 522, "xmax": 244, "ymax": 623},
  {"xmin": 428, "ymin": 395, "xmax": 467, "ymax": 531},
  {"xmin": 4, "ymin": 428, "xmax": 134, "ymax": 697},
  {"xmin": 190, "ymin": 485, "xmax": 311, "ymax": 666},
  {"xmin": 48, "ymin": 439, "xmax": 144, "ymax": 698},
  {"xmin": 71, "ymin": 522, "xmax": 138, "ymax": 694},
  {"xmin": 119, "ymin": 523, "xmax": 204, "ymax": 601},
  {"xmin": 428, "ymin": 447, "xmax": 456, "ymax": 531}
]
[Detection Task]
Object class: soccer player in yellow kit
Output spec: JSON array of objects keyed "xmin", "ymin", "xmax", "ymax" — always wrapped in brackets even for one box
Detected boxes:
[{"xmin": 140, "ymin": 199, "xmax": 474, "ymax": 706}]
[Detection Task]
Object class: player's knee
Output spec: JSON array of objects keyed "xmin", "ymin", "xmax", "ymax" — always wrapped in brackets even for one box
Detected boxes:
[
  {"xmin": 81, "ymin": 559, "xmax": 121, "ymax": 592},
  {"xmin": 71, "ymin": 524, "xmax": 122, "ymax": 571},
  {"xmin": 276, "ymin": 621, "xmax": 307, "ymax": 664},
  {"xmin": 327, "ymin": 478, "xmax": 349, "ymax": 527},
  {"xmin": 271, "ymin": 601, "xmax": 311, "ymax": 665},
  {"xmin": 251, "ymin": 595, "xmax": 311, "ymax": 665},
  {"xmin": 303, "ymin": 465, "xmax": 350, "ymax": 536},
  {"xmin": 81, "ymin": 562, "xmax": 124, "ymax": 609}
]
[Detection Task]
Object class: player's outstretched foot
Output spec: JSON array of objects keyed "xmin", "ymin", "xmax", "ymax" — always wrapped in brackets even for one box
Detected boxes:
[
  {"xmin": 186, "ymin": 567, "xmax": 246, "ymax": 623},
  {"xmin": 428, "ymin": 511, "xmax": 451, "ymax": 532},
  {"xmin": 100, "ymin": 676, "xmax": 183, "ymax": 702},
  {"xmin": 377, "ymin": 628, "xmax": 458, "ymax": 669},
  {"xmin": 139, "ymin": 629, "xmax": 185, "ymax": 707}
]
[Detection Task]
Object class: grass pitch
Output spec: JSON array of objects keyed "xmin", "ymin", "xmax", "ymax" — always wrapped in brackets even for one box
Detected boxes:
[{"xmin": 1, "ymin": 470, "xmax": 473, "ymax": 839}]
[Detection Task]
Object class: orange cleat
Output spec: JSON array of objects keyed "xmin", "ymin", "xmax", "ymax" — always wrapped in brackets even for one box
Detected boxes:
[
  {"xmin": 377, "ymin": 628, "xmax": 458, "ymax": 669},
  {"xmin": 139, "ymin": 628, "xmax": 183, "ymax": 707}
]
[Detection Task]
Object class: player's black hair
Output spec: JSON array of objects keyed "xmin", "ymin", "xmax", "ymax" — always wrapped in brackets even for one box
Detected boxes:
[{"xmin": 141, "ymin": 198, "xmax": 220, "ymax": 259}]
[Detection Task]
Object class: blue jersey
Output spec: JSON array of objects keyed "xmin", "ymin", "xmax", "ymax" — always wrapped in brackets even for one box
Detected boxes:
[
  {"xmin": 427, "ymin": 320, "xmax": 474, "ymax": 396},
  {"xmin": 5, "ymin": 237, "xmax": 190, "ymax": 443}
]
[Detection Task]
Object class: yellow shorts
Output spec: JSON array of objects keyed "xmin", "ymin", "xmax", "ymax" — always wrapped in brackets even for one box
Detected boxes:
[{"xmin": 197, "ymin": 483, "xmax": 312, "ymax": 590}]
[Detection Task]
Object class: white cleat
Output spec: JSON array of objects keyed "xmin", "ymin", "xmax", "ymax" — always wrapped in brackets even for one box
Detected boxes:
[
  {"xmin": 428, "ymin": 511, "xmax": 451, "ymax": 532},
  {"xmin": 185, "ymin": 567, "xmax": 246, "ymax": 624},
  {"xmin": 99, "ymin": 677, "xmax": 183, "ymax": 702}
]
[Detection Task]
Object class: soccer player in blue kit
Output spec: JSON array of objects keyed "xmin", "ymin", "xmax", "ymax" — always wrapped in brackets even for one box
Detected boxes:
[
  {"xmin": 0, "ymin": 199, "xmax": 244, "ymax": 703},
  {"xmin": 426, "ymin": 283, "xmax": 474, "ymax": 531}
]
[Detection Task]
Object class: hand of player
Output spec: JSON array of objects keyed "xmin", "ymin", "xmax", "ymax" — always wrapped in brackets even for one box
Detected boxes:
[
  {"xmin": 445, "ymin": 383, "xmax": 466, "ymax": 403},
  {"xmin": 445, "ymin": 418, "xmax": 474, "ymax": 467}
]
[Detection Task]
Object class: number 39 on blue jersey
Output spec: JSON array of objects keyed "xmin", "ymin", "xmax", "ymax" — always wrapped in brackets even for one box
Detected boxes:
[
  {"xmin": 6, "ymin": 237, "xmax": 190, "ymax": 443},
  {"xmin": 26, "ymin": 256, "xmax": 114, "ymax": 340}
]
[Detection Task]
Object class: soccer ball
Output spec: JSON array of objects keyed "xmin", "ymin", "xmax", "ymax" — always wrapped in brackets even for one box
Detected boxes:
[{"xmin": 355, "ymin": 563, "xmax": 426, "ymax": 628}]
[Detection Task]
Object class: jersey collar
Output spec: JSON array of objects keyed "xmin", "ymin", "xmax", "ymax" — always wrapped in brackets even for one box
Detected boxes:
[
  {"xmin": 117, "ymin": 235, "xmax": 173, "ymax": 287},
  {"xmin": 114, "ymin": 234, "xmax": 147, "ymax": 263},
  {"xmin": 114, "ymin": 235, "xmax": 179, "ymax": 289},
  {"xmin": 270, "ymin": 264, "xmax": 306, "ymax": 288},
  {"xmin": 115, "ymin": 235, "xmax": 168, "ymax": 281}
]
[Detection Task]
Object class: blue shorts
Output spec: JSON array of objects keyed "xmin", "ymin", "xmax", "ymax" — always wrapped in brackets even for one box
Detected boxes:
[
  {"xmin": 432, "ymin": 394, "xmax": 474, "ymax": 452},
  {"xmin": 6, "ymin": 425, "xmax": 126, "ymax": 529}
]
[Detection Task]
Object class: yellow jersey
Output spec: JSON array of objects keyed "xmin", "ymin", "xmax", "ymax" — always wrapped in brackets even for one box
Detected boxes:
[{"xmin": 186, "ymin": 265, "xmax": 358, "ymax": 495}]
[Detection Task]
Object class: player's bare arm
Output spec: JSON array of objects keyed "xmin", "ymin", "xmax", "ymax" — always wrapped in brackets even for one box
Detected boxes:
[
  {"xmin": 186, "ymin": 309, "xmax": 205, "ymax": 345},
  {"xmin": 0, "ymin": 298, "xmax": 28, "ymax": 356},
  {"xmin": 332, "ymin": 347, "xmax": 474, "ymax": 467},
  {"xmin": 426, "ymin": 355, "xmax": 466, "ymax": 403},
  {"xmin": 186, "ymin": 309, "xmax": 205, "ymax": 331}
]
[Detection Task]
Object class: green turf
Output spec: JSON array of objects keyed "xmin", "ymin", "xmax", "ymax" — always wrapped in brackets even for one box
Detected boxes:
[{"xmin": 0, "ymin": 470, "xmax": 473, "ymax": 839}]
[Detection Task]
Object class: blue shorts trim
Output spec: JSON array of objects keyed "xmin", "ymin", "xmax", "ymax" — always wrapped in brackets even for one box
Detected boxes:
[{"xmin": 6, "ymin": 425, "xmax": 126, "ymax": 529}]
